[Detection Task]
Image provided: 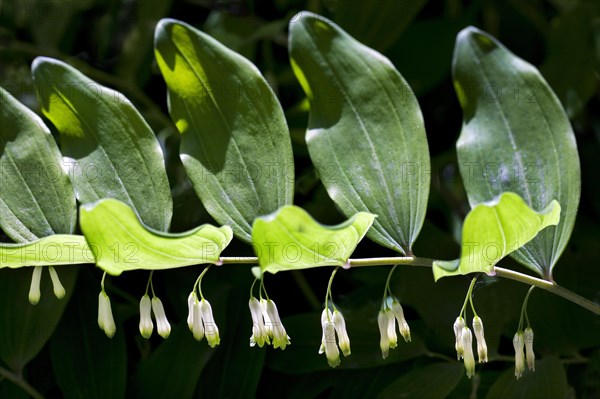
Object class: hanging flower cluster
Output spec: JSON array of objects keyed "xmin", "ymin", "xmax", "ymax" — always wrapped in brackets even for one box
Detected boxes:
[
  {"xmin": 92, "ymin": 266, "xmax": 540, "ymax": 379},
  {"xmin": 249, "ymin": 297, "xmax": 290, "ymax": 349},
  {"xmin": 378, "ymin": 296, "xmax": 411, "ymax": 359},
  {"xmin": 28, "ymin": 266, "xmax": 66, "ymax": 305}
]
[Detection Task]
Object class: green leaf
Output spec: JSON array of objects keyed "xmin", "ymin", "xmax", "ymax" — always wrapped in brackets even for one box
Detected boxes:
[
  {"xmin": 485, "ymin": 356, "xmax": 567, "ymax": 399},
  {"xmin": 0, "ymin": 267, "xmax": 78, "ymax": 372},
  {"xmin": 332, "ymin": 0, "xmax": 427, "ymax": 52},
  {"xmin": 251, "ymin": 205, "xmax": 375, "ymax": 274},
  {"xmin": 0, "ymin": 86, "xmax": 76, "ymax": 242},
  {"xmin": 50, "ymin": 271, "xmax": 126, "ymax": 399},
  {"xmin": 154, "ymin": 18, "xmax": 294, "ymax": 242},
  {"xmin": 32, "ymin": 57, "xmax": 173, "ymax": 231},
  {"xmin": 453, "ymin": 27, "xmax": 581, "ymax": 279},
  {"xmin": 541, "ymin": 2, "xmax": 600, "ymax": 118},
  {"xmin": 433, "ymin": 192, "xmax": 560, "ymax": 281},
  {"xmin": 289, "ymin": 12, "xmax": 430, "ymax": 255},
  {"xmin": 79, "ymin": 199, "xmax": 232, "ymax": 276},
  {"xmin": 377, "ymin": 362, "xmax": 464, "ymax": 399},
  {"xmin": 0, "ymin": 235, "xmax": 94, "ymax": 269}
]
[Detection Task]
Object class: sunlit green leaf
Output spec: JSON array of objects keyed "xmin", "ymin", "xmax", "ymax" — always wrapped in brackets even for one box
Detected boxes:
[
  {"xmin": 32, "ymin": 57, "xmax": 173, "ymax": 231},
  {"xmin": 79, "ymin": 199, "xmax": 232, "ymax": 276},
  {"xmin": 0, "ymin": 235, "xmax": 93, "ymax": 269},
  {"xmin": 453, "ymin": 27, "xmax": 580, "ymax": 279},
  {"xmin": 155, "ymin": 18, "xmax": 294, "ymax": 242},
  {"xmin": 289, "ymin": 12, "xmax": 430, "ymax": 255},
  {"xmin": 252, "ymin": 205, "xmax": 375, "ymax": 275},
  {"xmin": 433, "ymin": 192, "xmax": 560, "ymax": 281},
  {"xmin": 0, "ymin": 86, "xmax": 76, "ymax": 242}
]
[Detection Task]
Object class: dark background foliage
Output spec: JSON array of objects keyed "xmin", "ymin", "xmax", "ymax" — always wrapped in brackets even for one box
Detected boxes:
[{"xmin": 0, "ymin": 0, "xmax": 598, "ymax": 398}]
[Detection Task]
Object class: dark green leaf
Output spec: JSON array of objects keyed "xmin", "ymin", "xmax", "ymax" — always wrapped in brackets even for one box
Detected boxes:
[
  {"xmin": 79, "ymin": 199, "xmax": 232, "ymax": 276},
  {"xmin": 453, "ymin": 27, "xmax": 581, "ymax": 279},
  {"xmin": 289, "ymin": 12, "xmax": 430, "ymax": 255},
  {"xmin": 132, "ymin": 325, "xmax": 214, "ymax": 399},
  {"xmin": 154, "ymin": 18, "xmax": 294, "ymax": 242},
  {"xmin": 0, "ymin": 267, "xmax": 77, "ymax": 372},
  {"xmin": 251, "ymin": 205, "xmax": 375, "ymax": 274},
  {"xmin": 32, "ymin": 57, "xmax": 173, "ymax": 231},
  {"xmin": 485, "ymin": 356, "xmax": 567, "ymax": 399},
  {"xmin": 377, "ymin": 362, "xmax": 464, "ymax": 399},
  {"xmin": 50, "ymin": 271, "xmax": 126, "ymax": 399},
  {"xmin": 0, "ymin": 86, "xmax": 76, "ymax": 242}
]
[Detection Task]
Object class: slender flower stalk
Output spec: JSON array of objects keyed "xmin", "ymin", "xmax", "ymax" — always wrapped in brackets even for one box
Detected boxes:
[
  {"xmin": 151, "ymin": 297, "xmax": 171, "ymax": 339},
  {"xmin": 524, "ymin": 327, "xmax": 535, "ymax": 371},
  {"xmin": 513, "ymin": 331, "xmax": 526, "ymax": 379},
  {"xmin": 48, "ymin": 267, "xmax": 66, "ymax": 299},
  {"xmin": 28, "ymin": 266, "xmax": 43, "ymax": 305},
  {"xmin": 139, "ymin": 294, "xmax": 153, "ymax": 339},
  {"xmin": 472, "ymin": 316, "xmax": 488, "ymax": 363}
]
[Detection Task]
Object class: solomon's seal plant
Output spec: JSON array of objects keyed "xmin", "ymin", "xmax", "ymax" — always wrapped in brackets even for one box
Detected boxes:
[{"xmin": 0, "ymin": 7, "xmax": 598, "ymax": 399}]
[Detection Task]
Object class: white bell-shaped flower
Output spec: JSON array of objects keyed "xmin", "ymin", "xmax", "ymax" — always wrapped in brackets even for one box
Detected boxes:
[
  {"xmin": 524, "ymin": 327, "xmax": 535, "ymax": 371},
  {"xmin": 265, "ymin": 299, "xmax": 290, "ymax": 350},
  {"xmin": 378, "ymin": 308, "xmax": 396, "ymax": 359},
  {"xmin": 513, "ymin": 331, "xmax": 526, "ymax": 379},
  {"xmin": 48, "ymin": 267, "xmax": 66, "ymax": 299},
  {"xmin": 249, "ymin": 297, "xmax": 270, "ymax": 348},
  {"xmin": 319, "ymin": 308, "xmax": 340, "ymax": 367},
  {"xmin": 28, "ymin": 266, "xmax": 43, "ymax": 305},
  {"xmin": 200, "ymin": 299, "xmax": 220, "ymax": 347},
  {"xmin": 472, "ymin": 316, "xmax": 488, "ymax": 363},
  {"xmin": 139, "ymin": 294, "xmax": 153, "ymax": 339},
  {"xmin": 98, "ymin": 291, "xmax": 116, "ymax": 338},
  {"xmin": 453, "ymin": 317, "xmax": 465, "ymax": 360},
  {"xmin": 461, "ymin": 326, "xmax": 476, "ymax": 378},
  {"xmin": 151, "ymin": 297, "xmax": 171, "ymax": 339},
  {"xmin": 333, "ymin": 310, "xmax": 351, "ymax": 357}
]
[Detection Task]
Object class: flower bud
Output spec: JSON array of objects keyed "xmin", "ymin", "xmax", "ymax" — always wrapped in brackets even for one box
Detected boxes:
[
  {"xmin": 187, "ymin": 292, "xmax": 196, "ymax": 331},
  {"xmin": 28, "ymin": 266, "xmax": 43, "ymax": 305},
  {"xmin": 192, "ymin": 299, "xmax": 204, "ymax": 341},
  {"xmin": 98, "ymin": 291, "xmax": 116, "ymax": 338},
  {"xmin": 48, "ymin": 267, "xmax": 66, "ymax": 299}
]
